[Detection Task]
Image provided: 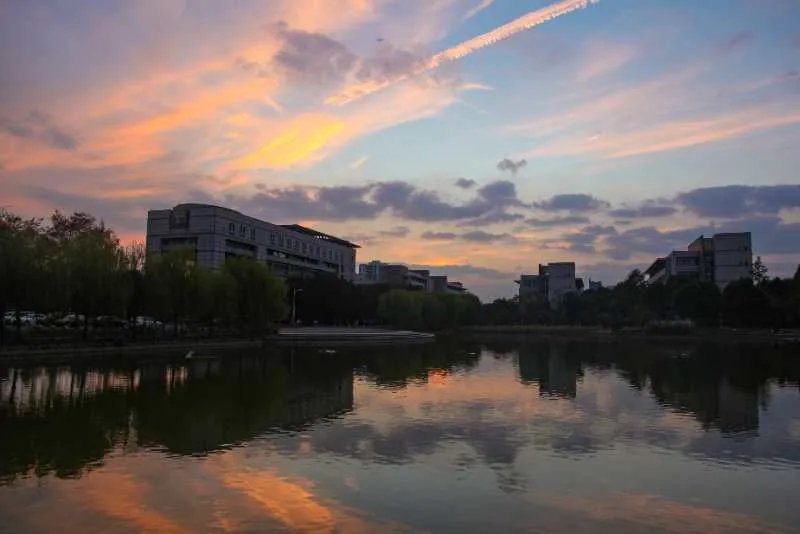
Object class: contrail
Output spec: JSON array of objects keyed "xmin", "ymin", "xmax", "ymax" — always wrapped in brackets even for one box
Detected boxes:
[{"xmin": 327, "ymin": 0, "xmax": 599, "ymax": 106}]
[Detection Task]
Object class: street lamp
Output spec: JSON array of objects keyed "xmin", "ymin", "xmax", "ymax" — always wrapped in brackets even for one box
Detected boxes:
[{"xmin": 291, "ymin": 288, "xmax": 304, "ymax": 326}]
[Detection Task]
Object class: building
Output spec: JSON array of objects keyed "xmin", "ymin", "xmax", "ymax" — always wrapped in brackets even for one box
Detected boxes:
[
  {"xmin": 428, "ymin": 275, "xmax": 468, "ymax": 294},
  {"xmin": 516, "ymin": 262, "xmax": 578, "ymax": 307},
  {"xmin": 357, "ymin": 262, "xmax": 467, "ymax": 293},
  {"xmin": 356, "ymin": 261, "xmax": 431, "ymax": 290},
  {"xmin": 146, "ymin": 203, "xmax": 359, "ymax": 280},
  {"xmin": 645, "ymin": 232, "xmax": 752, "ymax": 288}
]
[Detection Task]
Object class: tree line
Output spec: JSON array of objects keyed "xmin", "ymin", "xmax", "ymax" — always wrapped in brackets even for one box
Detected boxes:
[
  {"xmin": 480, "ymin": 262, "xmax": 800, "ymax": 329},
  {"xmin": 0, "ymin": 209, "xmax": 287, "ymax": 345}
]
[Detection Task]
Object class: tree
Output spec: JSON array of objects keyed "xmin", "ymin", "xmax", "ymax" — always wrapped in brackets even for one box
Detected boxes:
[
  {"xmin": 752, "ymin": 256, "xmax": 769, "ymax": 285},
  {"xmin": 674, "ymin": 281, "xmax": 721, "ymax": 326},
  {"xmin": 722, "ymin": 279, "xmax": 771, "ymax": 327},
  {"xmin": 0, "ymin": 210, "xmax": 46, "ymax": 344},
  {"xmin": 145, "ymin": 248, "xmax": 200, "ymax": 336},
  {"xmin": 65, "ymin": 231, "xmax": 126, "ymax": 339},
  {"xmin": 224, "ymin": 257, "xmax": 287, "ymax": 335}
]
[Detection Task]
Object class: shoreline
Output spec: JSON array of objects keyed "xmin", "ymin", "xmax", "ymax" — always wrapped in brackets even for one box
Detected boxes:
[
  {"xmin": 1, "ymin": 325, "xmax": 797, "ymax": 365},
  {"xmin": 461, "ymin": 325, "xmax": 800, "ymax": 345}
]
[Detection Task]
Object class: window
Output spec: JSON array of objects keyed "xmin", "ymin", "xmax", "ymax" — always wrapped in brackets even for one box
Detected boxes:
[
  {"xmin": 302, "ymin": 242, "xmax": 307, "ymax": 254},
  {"xmin": 270, "ymin": 233, "xmax": 275, "ymax": 245},
  {"xmin": 228, "ymin": 222, "xmax": 235, "ymax": 235},
  {"xmin": 250, "ymin": 228, "xmax": 256, "ymax": 240},
  {"xmin": 279, "ymin": 233, "xmax": 284, "ymax": 247},
  {"xmin": 287, "ymin": 238, "xmax": 293, "ymax": 248},
  {"xmin": 239, "ymin": 225, "xmax": 246, "ymax": 237},
  {"xmin": 294, "ymin": 241, "xmax": 299, "ymax": 251}
]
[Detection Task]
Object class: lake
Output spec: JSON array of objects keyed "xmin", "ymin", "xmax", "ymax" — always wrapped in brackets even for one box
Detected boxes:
[{"xmin": 1, "ymin": 337, "xmax": 799, "ymax": 533}]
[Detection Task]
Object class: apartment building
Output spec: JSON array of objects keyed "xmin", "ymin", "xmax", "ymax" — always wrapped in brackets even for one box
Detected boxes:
[
  {"xmin": 645, "ymin": 232, "xmax": 752, "ymax": 288},
  {"xmin": 146, "ymin": 203, "xmax": 359, "ymax": 280}
]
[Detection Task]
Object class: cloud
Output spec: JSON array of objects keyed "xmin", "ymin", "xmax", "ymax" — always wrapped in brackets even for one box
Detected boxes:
[
  {"xmin": 349, "ymin": 156, "xmax": 368, "ymax": 169},
  {"xmin": 326, "ymin": 0, "xmax": 598, "ymax": 105},
  {"xmin": 529, "ymin": 106, "xmax": 800, "ymax": 160},
  {"xmin": 455, "ymin": 178, "xmax": 477, "ymax": 189},
  {"xmin": 461, "ymin": 230, "xmax": 514, "ymax": 242},
  {"xmin": 422, "ymin": 231, "xmax": 458, "ymax": 240},
  {"xmin": 227, "ymin": 179, "xmax": 525, "ymax": 222},
  {"xmin": 608, "ymin": 205, "xmax": 677, "ymax": 218},
  {"xmin": 599, "ymin": 216, "xmax": 800, "ymax": 260},
  {"xmin": 273, "ymin": 25, "xmax": 357, "ymax": 84},
  {"xmin": 558, "ymin": 225, "xmax": 617, "ymax": 253},
  {"xmin": 463, "ymin": 0, "xmax": 494, "ymax": 20},
  {"xmin": 378, "ymin": 226, "xmax": 410, "ymax": 238},
  {"xmin": 716, "ymin": 32, "xmax": 753, "ymax": 56},
  {"xmin": 525, "ymin": 215, "xmax": 591, "ymax": 227},
  {"xmin": 675, "ymin": 185, "xmax": 800, "ymax": 218},
  {"xmin": 458, "ymin": 210, "xmax": 525, "ymax": 226},
  {"xmin": 420, "ymin": 230, "xmax": 515, "ymax": 243},
  {"xmin": 0, "ymin": 111, "xmax": 79, "ymax": 150},
  {"xmin": 497, "ymin": 158, "xmax": 527, "ymax": 174},
  {"xmin": 534, "ymin": 194, "xmax": 609, "ymax": 212},
  {"xmin": 576, "ymin": 41, "xmax": 638, "ymax": 83}
]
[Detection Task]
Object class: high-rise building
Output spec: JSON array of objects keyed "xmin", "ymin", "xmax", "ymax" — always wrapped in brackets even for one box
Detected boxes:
[{"xmin": 146, "ymin": 203, "xmax": 359, "ymax": 280}]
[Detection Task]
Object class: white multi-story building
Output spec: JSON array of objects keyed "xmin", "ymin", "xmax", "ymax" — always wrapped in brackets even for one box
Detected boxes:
[
  {"xmin": 146, "ymin": 203, "xmax": 359, "ymax": 280},
  {"xmin": 645, "ymin": 232, "xmax": 752, "ymax": 289}
]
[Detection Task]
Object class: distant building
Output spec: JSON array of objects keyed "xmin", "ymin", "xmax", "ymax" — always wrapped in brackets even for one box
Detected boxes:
[
  {"xmin": 429, "ymin": 275, "xmax": 468, "ymax": 294},
  {"xmin": 357, "ymin": 261, "xmax": 431, "ymax": 290},
  {"xmin": 587, "ymin": 280, "xmax": 603, "ymax": 291},
  {"xmin": 645, "ymin": 232, "xmax": 752, "ymax": 288},
  {"xmin": 516, "ymin": 262, "xmax": 578, "ymax": 307},
  {"xmin": 146, "ymin": 203, "xmax": 359, "ymax": 280},
  {"xmin": 358, "ymin": 264, "xmax": 467, "ymax": 294}
]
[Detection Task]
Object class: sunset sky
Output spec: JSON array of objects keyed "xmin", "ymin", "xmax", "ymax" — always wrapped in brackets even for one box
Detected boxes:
[{"xmin": 1, "ymin": 0, "xmax": 799, "ymax": 300}]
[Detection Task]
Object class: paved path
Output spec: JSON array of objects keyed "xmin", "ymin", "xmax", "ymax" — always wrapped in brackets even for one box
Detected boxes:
[{"xmin": 273, "ymin": 327, "xmax": 435, "ymax": 345}]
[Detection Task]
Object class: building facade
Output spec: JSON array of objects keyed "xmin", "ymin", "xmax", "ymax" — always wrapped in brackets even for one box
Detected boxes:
[
  {"xmin": 516, "ymin": 262, "xmax": 578, "ymax": 307},
  {"xmin": 356, "ymin": 261, "xmax": 467, "ymax": 293},
  {"xmin": 146, "ymin": 203, "xmax": 359, "ymax": 280},
  {"xmin": 645, "ymin": 232, "xmax": 752, "ymax": 288}
]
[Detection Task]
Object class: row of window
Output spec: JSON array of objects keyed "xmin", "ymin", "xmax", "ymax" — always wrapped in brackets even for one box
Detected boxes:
[
  {"xmin": 228, "ymin": 222, "xmax": 256, "ymax": 241},
  {"xmin": 225, "ymin": 221, "xmax": 345, "ymax": 263},
  {"xmin": 268, "ymin": 232, "xmax": 343, "ymax": 263}
]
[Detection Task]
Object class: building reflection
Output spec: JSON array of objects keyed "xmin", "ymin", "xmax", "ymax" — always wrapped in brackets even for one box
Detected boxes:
[
  {"xmin": 0, "ymin": 350, "xmax": 355, "ymax": 482},
  {"xmin": 497, "ymin": 337, "xmax": 795, "ymax": 437}
]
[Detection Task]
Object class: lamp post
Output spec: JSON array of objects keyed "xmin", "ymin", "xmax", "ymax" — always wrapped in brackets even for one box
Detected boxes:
[{"xmin": 291, "ymin": 288, "xmax": 303, "ymax": 326}]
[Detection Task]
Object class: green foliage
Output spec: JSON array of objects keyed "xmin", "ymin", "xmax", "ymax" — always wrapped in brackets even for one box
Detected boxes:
[
  {"xmin": 752, "ymin": 256, "xmax": 769, "ymax": 285},
  {"xmin": 224, "ymin": 256, "xmax": 287, "ymax": 334},
  {"xmin": 0, "ymin": 209, "xmax": 290, "ymax": 345},
  {"xmin": 674, "ymin": 281, "xmax": 721, "ymax": 326},
  {"xmin": 377, "ymin": 289, "xmax": 480, "ymax": 331},
  {"xmin": 722, "ymin": 279, "xmax": 771, "ymax": 328},
  {"xmin": 480, "ymin": 261, "xmax": 798, "ymax": 330}
]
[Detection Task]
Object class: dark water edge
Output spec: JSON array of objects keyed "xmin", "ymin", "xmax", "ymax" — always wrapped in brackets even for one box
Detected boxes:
[{"xmin": 1, "ymin": 337, "xmax": 799, "ymax": 532}]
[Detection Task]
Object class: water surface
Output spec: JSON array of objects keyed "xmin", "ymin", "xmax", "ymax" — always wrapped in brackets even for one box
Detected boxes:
[{"xmin": 1, "ymin": 338, "xmax": 799, "ymax": 532}]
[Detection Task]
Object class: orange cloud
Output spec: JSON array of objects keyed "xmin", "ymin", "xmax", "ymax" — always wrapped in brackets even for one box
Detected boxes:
[
  {"xmin": 73, "ymin": 471, "xmax": 187, "ymax": 533},
  {"xmin": 237, "ymin": 114, "xmax": 347, "ymax": 170},
  {"xmin": 217, "ymin": 464, "xmax": 380, "ymax": 532}
]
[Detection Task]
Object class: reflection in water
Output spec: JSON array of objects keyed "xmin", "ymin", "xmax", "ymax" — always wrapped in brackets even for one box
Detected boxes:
[{"xmin": 0, "ymin": 339, "xmax": 799, "ymax": 532}]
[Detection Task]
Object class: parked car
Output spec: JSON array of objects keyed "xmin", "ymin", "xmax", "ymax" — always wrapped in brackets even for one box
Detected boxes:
[
  {"xmin": 134, "ymin": 316, "xmax": 163, "ymax": 328},
  {"xmin": 56, "ymin": 313, "xmax": 86, "ymax": 327}
]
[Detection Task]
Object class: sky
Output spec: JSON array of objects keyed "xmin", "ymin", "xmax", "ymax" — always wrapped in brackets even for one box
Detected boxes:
[{"xmin": 1, "ymin": 0, "xmax": 799, "ymax": 301}]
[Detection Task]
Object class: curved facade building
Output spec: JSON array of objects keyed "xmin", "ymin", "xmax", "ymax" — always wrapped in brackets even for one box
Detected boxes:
[{"xmin": 146, "ymin": 203, "xmax": 359, "ymax": 280}]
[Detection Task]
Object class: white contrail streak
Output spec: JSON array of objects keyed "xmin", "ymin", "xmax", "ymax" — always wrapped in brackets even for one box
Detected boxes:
[{"xmin": 327, "ymin": 0, "xmax": 599, "ymax": 106}]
